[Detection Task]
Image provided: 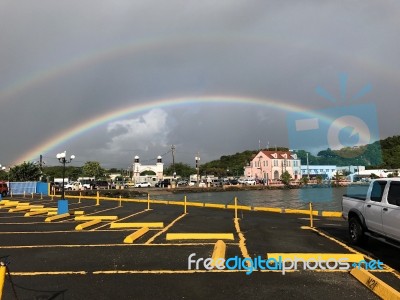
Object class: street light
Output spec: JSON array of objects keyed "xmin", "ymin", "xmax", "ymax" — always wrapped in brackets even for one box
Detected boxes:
[
  {"xmin": 195, "ymin": 156, "xmax": 200, "ymax": 185},
  {"xmin": 56, "ymin": 151, "xmax": 75, "ymax": 200}
]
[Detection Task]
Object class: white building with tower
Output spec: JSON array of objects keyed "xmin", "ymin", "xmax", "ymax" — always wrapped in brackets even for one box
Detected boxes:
[{"xmin": 132, "ymin": 155, "xmax": 164, "ymax": 185}]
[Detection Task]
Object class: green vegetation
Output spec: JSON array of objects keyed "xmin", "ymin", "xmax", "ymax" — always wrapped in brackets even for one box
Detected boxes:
[
  {"xmin": 280, "ymin": 171, "xmax": 292, "ymax": 186},
  {"xmin": 4, "ymin": 135, "xmax": 400, "ymax": 183}
]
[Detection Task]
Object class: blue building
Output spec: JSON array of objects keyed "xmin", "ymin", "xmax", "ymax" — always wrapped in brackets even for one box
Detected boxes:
[{"xmin": 300, "ymin": 165, "xmax": 337, "ymax": 179}]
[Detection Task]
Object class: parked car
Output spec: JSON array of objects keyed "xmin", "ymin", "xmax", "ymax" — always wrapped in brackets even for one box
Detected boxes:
[
  {"xmin": 156, "ymin": 179, "xmax": 171, "ymax": 188},
  {"xmin": 0, "ymin": 182, "xmax": 8, "ymax": 197},
  {"xmin": 342, "ymin": 178, "xmax": 400, "ymax": 246},
  {"xmin": 177, "ymin": 180, "xmax": 188, "ymax": 186},
  {"xmin": 135, "ymin": 182, "xmax": 151, "ymax": 188},
  {"xmin": 244, "ymin": 179, "xmax": 256, "ymax": 185},
  {"xmin": 95, "ymin": 181, "xmax": 109, "ymax": 190}
]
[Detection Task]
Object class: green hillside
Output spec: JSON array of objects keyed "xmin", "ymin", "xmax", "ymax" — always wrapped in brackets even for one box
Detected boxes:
[{"xmin": 200, "ymin": 135, "xmax": 400, "ymax": 176}]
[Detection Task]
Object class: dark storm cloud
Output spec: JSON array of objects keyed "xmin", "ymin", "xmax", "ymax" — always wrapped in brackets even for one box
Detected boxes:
[{"xmin": 0, "ymin": 0, "xmax": 400, "ymax": 167}]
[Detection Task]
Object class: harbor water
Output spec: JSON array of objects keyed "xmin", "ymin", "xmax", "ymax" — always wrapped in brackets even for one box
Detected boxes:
[{"xmin": 146, "ymin": 184, "xmax": 370, "ymax": 212}]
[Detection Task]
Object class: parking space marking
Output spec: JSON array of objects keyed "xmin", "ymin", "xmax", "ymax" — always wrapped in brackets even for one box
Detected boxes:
[
  {"xmin": 266, "ymin": 253, "xmax": 365, "ymax": 262},
  {"xmin": 144, "ymin": 214, "xmax": 187, "ymax": 244},
  {"xmin": 91, "ymin": 209, "xmax": 149, "ymax": 231},
  {"xmin": 303, "ymin": 225, "xmax": 400, "ymax": 279},
  {"xmin": 0, "ymin": 243, "xmax": 239, "ymax": 249},
  {"xmin": 124, "ymin": 227, "xmax": 150, "ymax": 243},
  {"xmin": 211, "ymin": 240, "xmax": 226, "ymax": 268},
  {"xmin": 234, "ymin": 218, "xmax": 250, "ymax": 260},
  {"xmin": 75, "ymin": 219, "xmax": 102, "ymax": 230},
  {"xmin": 111, "ymin": 222, "xmax": 164, "ymax": 229},
  {"xmin": 45, "ymin": 213, "xmax": 70, "ymax": 222},
  {"xmin": 351, "ymin": 267, "xmax": 400, "ymax": 299},
  {"xmin": 166, "ymin": 233, "xmax": 234, "ymax": 240},
  {"xmin": 75, "ymin": 216, "xmax": 118, "ymax": 221}
]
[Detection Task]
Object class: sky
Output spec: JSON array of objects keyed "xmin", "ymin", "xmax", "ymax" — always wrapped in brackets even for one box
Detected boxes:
[{"xmin": 1, "ymin": 0, "xmax": 400, "ymax": 170}]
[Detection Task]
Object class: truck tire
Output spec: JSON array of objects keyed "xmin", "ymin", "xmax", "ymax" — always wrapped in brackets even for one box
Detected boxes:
[{"xmin": 349, "ymin": 217, "xmax": 367, "ymax": 245}]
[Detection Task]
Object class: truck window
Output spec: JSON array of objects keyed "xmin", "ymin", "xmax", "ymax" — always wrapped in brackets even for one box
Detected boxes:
[
  {"xmin": 388, "ymin": 182, "xmax": 400, "ymax": 206},
  {"xmin": 370, "ymin": 181, "xmax": 386, "ymax": 202}
]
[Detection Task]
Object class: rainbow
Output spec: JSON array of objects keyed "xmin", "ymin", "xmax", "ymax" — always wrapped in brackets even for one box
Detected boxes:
[{"xmin": 14, "ymin": 95, "xmax": 311, "ymax": 164}]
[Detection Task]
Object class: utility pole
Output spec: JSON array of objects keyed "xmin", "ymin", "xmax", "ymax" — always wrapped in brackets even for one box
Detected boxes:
[
  {"xmin": 171, "ymin": 145, "xmax": 176, "ymax": 180},
  {"xmin": 306, "ymin": 152, "xmax": 310, "ymax": 179}
]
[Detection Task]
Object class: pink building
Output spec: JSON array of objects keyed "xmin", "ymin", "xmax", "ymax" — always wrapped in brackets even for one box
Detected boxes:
[{"xmin": 244, "ymin": 150, "xmax": 301, "ymax": 183}]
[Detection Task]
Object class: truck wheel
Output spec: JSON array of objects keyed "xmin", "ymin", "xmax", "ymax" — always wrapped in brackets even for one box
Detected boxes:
[{"xmin": 349, "ymin": 217, "xmax": 367, "ymax": 245}]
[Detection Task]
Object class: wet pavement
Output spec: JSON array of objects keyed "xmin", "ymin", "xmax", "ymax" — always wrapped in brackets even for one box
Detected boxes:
[{"xmin": 0, "ymin": 196, "xmax": 399, "ymax": 299}]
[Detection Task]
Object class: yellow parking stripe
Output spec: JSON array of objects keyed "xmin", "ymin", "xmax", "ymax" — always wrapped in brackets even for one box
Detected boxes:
[
  {"xmin": 350, "ymin": 267, "xmax": 400, "ymax": 299},
  {"xmin": 75, "ymin": 220, "xmax": 102, "ymax": 230},
  {"xmin": 166, "ymin": 233, "xmax": 234, "ymax": 240},
  {"xmin": 75, "ymin": 216, "xmax": 118, "ymax": 221},
  {"xmin": 111, "ymin": 222, "xmax": 163, "ymax": 229},
  {"xmin": 267, "ymin": 253, "xmax": 365, "ymax": 262},
  {"xmin": 124, "ymin": 227, "xmax": 150, "ymax": 243},
  {"xmin": 211, "ymin": 240, "xmax": 226, "ymax": 268},
  {"xmin": 45, "ymin": 213, "xmax": 70, "ymax": 222}
]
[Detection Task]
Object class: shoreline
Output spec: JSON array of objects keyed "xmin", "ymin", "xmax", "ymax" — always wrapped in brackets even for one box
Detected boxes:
[{"xmin": 62, "ymin": 182, "xmax": 368, "ymax": 198}]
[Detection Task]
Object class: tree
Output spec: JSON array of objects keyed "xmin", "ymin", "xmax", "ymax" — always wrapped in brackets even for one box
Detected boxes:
[
  {"xmin": 316, "ymin": 175, "xmax": 323, "ymax": 184},
  {"xmin": 82, "ymin": 161, "xmax": 105, "ymax": 179},
  {"xmin": 300, "ymin": 176, "xmax": 309, "ymax": 186},
  {"xmin": 280, "ymin": 171, "xmax": 292, "ymax": 186},
  {"xmin": 9, "ymin": 162, "xmax": 42, "ymax": 181},
  {"xmin": 164, "ymin": 163, "xmax": 196, "ymax": 178}
]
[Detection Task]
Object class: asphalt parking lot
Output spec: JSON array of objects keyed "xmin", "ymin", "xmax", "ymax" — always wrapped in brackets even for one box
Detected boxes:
[{"xmin": 1, "ymin": 196, "xmax": 399, "ymax": 299}]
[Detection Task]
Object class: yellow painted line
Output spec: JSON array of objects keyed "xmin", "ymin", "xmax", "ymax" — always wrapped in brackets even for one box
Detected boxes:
[
  {"xmin": 186, "ymin": 202, "xmax": 204, "ymax": 207},
  {"xmin": 111, "ymin": 222, "xmax": 164, "ymax": 229},
  {"xmin": 10, "ymin": 271, "xmax": 87, "ymax": 276},
  {"xmin": 24, "ymin": 211, "xmax": 48, "ymax": 217},
  {"xmin": 145, "ymin": 214, "xmax": 187, "ymax": 244},
  {"xmin": 73, "ymin": 210, "xmax": 85, "ymax": 215},
  {"xmin": 23, "ymin": 205, "xmax": 44, "ymax": 208},
  {"xmin": 92, "ymin": 209, "xmax": 149, "ymax": 231},
  {"xmin": 0, "ymin": 265, "xmax": 5, "ymax": 299},
  {"xmin": 124, "ymin": 227, "xmax": 150, "ymax": 243},
  {"xmin": 150, "ymin": 200, "xmax": 169, "ymax": 204},
  {"xmin": 47, "ymin": 211, "xmax": 57, "ymax": 216},
  {"xmin": 45, "ymin": 213, "xmax": 70, "ymax": 222},
  {"xmin": 234, "ymin": 218, "xmax": 251, "ymax": 262},
  {"xmin": 0, "ymin": 200, "xmax": 10, "ymax": 204},
  {"xmin": 253, "ymin": 207, "xmax": 282, "ymax": 213},
  {"xmin": 168, "ymin": 201, "xmax": 184, "ymax": 206},
  {"xmin": 350, "ymin": 267, "xmax": 400, "ymax": 299},
  {"xmin": 284, "ymin": 209, "xmax": 318, "ymax": 216},
  {"xmin": 8, "ymin": 207, "xmax": 32, "ymax": 212},
  {"xmin": 204, "ymin": 203, "xmax": 226, "ymax": 209},
  {"xmin": 211, "ymin": 240, "xmax": 226, "ymax": 268},
  {"xmin": 75, "ymin": 216, "xmax": 118, "ymax": 221},
  {"xmin": 92, "ymin": 270, "xmax": 247, "ymax": 274},
  {"xmin": 30, "ymin": 207, "xmax": 57, "ymax": 211},
  {"xmin": 15, "ymin": 202, "xmax": 29, "ymax": 206},
  {"xmin": 267, "ymin": 253, "xmax": 365, "ymax": 262},
  {"xmin": 321, "ymin": 211, "xmax": 342, "ymax": 217},
  {"xmin": 0, "ymin": 242, "xmax": 238, "ymax": 249},
  {"xmin": 226, "ymin": 205, "xmax": 252, "ymax": 211},
  {"xmin": 166, "ymin": 233, "xmax": 234, "ymax": 240},
  {"xmin": 75, "ymin": 219, "xmax": 102, "ymax": 230}
]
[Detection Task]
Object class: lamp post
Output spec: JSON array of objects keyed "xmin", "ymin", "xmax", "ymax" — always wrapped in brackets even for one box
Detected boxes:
[
  {"xmin": 56, "ymin": 151, "xmax": 75, "ymax": 201},
  {"xmin": 195, "ymin": 156, "xmax": 200, "ymax": 185}
]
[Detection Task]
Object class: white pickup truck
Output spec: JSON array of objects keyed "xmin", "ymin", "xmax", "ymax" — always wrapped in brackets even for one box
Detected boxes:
[{"xmin": 342, "ymin": 178, "xmax": 400, "ymax": 247}]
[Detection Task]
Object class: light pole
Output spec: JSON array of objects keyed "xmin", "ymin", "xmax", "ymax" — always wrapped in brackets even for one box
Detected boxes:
[
  {"xmin": 56, "ymin": 151, "xmax": 75, "ymax": 200},
  {"xmin": 195, "ymin": 156, "xmax": 200, "ymax": 185},
  {"xmin": 306, "ymin": 152, "xmax": 310, "ymax": 180}
]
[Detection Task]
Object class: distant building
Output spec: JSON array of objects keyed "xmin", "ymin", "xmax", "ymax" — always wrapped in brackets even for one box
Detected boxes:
[
  {"xmin": 244, "ymin": 150, "xmax": 301, "ymax": 182},
  {"xmin": 300, "ymin": 165, "xmax": 337, "ymax": 179},
  {"xmin": 336, "ymin": 166, "xmax": 365, "ymax": 175}
]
